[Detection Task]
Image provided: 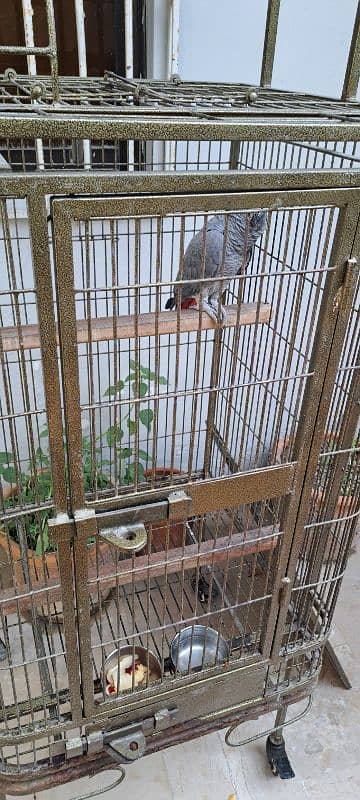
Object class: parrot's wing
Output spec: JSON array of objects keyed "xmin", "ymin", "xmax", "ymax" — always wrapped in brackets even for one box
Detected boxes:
[{"xmin": 178, "ymin": 226, "xmax": 225, "ymax": 300}]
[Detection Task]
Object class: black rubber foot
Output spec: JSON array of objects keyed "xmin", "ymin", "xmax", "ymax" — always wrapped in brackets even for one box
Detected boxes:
[{"xmin": 266, "ymin": 736, "xmax": 295, "ymax": 779}]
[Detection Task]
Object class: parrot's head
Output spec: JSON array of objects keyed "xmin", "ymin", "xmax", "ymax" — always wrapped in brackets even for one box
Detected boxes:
[
  {"xmin": 165, "ymin": 295, "xmax": 198, "ymax": 311},
  {"xmin": 250, "ymin": 210, "xmax": 268, "ymax": 239}
]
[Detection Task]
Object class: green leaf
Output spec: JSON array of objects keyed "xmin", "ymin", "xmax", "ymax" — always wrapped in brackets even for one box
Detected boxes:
[
  {"xmin": 137, "ymin": 462, "xmax": 145, "ymax": 482},
  {"xmin": 105, "ymin": 427, "xmax": 115, "ymax": 446},
  {"xmin": 139, "ymin": 409, "xmax": 154, "ymax": 430},
  {"xmin": 1, "ymin": 466, "xmax": 17, "ymax": 484},
  {"xmin": 104, "ymin": 385, "xmax": 116, "ymax": 397},
  {"xmin": 140, "ymin": 365, "xmax": 156, "ymax": 381},
  {"xmin": 138, "ymin": 449, "xmax": 149, "ymax": 461},
  {"xmin": 105, "ymin": 426, "xmax": 123, "ymax": 446},
  {"xmin": 0, "ymin": 451, "xmax": 12, "ymax": 464},
  {"xmin": 119, "ymin": 447, "xmax": 132, "ymax": 458},
  {"xmin": 104, "ymin": 379, "xmax": 125, "ymax": 397},
  {"xmin": 40, "ymin": 427, "xmax": 48, "ymax": 438},
  {"xmin": 127, "ymin": 418, "xmax": 136, "ymax": 434},
  {"xmin": 129, "ymin": 361, "xmax": 167, "ymax": 386},
  {"xmin": 125, "ymin": 462, "xmax": 145, "ymax": 484},
  {"xmin": 35, "ymin": 522, "xmax": 49, "ymax": 555},
  {"xmin": 132, "ymin": 381, "xmax": 148, "ymax": 398}
]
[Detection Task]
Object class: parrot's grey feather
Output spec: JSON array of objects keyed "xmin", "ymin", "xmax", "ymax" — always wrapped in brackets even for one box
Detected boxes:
[{"xmin": 167, "ymin": 211, "xmax": 267, "ymax": 318}]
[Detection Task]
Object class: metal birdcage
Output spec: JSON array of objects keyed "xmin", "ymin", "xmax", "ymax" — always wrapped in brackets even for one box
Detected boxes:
[{"xmin": 0, "ymin": 1, "xmax": 359, "ymax": 796}]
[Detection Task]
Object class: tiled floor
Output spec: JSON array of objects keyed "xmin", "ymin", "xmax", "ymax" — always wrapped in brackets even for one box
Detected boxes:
[{"xmin": 24, "ymin": 542, "xmax": 360, "ymax": 800}]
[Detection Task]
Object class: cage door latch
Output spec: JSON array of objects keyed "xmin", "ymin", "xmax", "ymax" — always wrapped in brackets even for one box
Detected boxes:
[
  {"xmin": 168, "ymin": 490, "xmax": 193, "ymax": 519},
  {"xmin": 99, "ymin": 522, "xmax": 147, "ymax": 553}
]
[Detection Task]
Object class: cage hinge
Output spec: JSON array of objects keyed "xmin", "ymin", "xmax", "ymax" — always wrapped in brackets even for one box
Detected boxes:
[
  {"xmin": 153, "ymin": 707, "xmax": 178, "ymax": 730},
  {"xmin": 333, "ymin": 257, "xmax": 357, "ymax": 312},
  {"xmin": 48, "ymin": 513, "xmax": 74, "ymax": 543},
  {"xmin": 278, "ymin": 576, "xmax": 292, "ymax": 609}
]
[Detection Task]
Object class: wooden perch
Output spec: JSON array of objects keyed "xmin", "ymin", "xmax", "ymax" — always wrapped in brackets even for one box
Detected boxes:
[
  {"xmin": 0, "ymin": 303, "xmax": 271, "ymax": 353},
  {"xmin": 0, "ymin": 524, "xmax": 279, "ymax": 615}
]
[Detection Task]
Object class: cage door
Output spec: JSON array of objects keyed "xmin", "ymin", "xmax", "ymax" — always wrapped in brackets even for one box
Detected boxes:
[{"xmin": 51, "ymin": 189, "xmax": 359, "ymax": 718}]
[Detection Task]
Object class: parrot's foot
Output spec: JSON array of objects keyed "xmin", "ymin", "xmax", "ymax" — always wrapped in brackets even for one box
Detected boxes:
[
  {"xmin": 202, "ymin": 298, "xmax": 226, "ymax": 325},
  {"xmin": 182, "ymin": 297, "xmax": 226, "ymax": 325}
]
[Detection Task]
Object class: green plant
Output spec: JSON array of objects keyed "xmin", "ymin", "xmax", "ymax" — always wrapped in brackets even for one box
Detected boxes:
[
  {"xmin": 103, "ymin": 359, "xmax": 167, "ymax": 484},
  {"xmin": 0, "ymin": 361, "xmax": 167, "ymax": 555}
]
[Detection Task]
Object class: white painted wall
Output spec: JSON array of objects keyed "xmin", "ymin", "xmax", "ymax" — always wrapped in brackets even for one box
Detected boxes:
[{"xmin": 149, "ymin": 0, "xmax": 359, "ymax": 99}]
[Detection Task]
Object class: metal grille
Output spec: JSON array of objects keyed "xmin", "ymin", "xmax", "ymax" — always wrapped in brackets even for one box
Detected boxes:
[
  {"xmin": 284, "ymin": 275, "xmax": 360, "ymax": 652},
  {"xmin": 64, "ymin": 204, "xmax": 336, "ymax": 501}
]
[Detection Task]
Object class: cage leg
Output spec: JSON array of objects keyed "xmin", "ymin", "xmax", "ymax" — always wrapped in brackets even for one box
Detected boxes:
[{"xmin": 265, "ymin": 704, "xmax": 295, "ymax": 779}]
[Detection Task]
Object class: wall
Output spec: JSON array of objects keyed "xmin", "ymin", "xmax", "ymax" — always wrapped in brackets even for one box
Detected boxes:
[{"xmin": 149, "ymin": 0, "xmax": 359, "ymax": 99}]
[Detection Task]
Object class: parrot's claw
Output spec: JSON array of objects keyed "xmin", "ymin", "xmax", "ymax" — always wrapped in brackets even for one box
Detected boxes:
[
  {"xmin": 200, "ymin": 300, "xmax": 221, "ymax": 325},
  {"xmin": 206, "ymin": 298, "xmax": 227, "ymax": 326}
]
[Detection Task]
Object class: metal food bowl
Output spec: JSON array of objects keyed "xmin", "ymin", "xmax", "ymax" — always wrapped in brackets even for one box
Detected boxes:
[
  {"xmin": 170, "ymin": 625, "xmax": 229, "ymax": 673},
  {"xmin": 103, "ymin": 646, "xmax": 161, "ymax": 694}
]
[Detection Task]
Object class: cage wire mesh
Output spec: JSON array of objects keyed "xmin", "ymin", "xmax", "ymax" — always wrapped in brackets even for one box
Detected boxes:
[{"xmin": 0, "ymin": 1, "xmax": 359, "ymax": 795}]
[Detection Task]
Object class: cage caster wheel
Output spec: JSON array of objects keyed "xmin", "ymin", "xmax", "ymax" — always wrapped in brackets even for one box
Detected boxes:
[
  {"xmin": 266, "ymin": 735, "xmax": 295, "ymax": 779},
  {"xmin": 191, "ymin": 573, "xmax": 219, "ymax": 603}
]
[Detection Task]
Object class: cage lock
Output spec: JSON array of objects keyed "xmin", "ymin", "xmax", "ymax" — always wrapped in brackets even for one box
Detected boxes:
[
  {"xmin": 96, "ymin": 490, "xmax": 192, "ymax": 552},
  {"xmin": 60, "ymin": 708, "xmax": 178, "ymax": 764}
]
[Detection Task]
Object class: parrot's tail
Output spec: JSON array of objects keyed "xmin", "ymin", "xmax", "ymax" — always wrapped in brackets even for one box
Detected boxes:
[{"xmin": 165, "ymin": 296, "xmax": 176, "ymax": 310}]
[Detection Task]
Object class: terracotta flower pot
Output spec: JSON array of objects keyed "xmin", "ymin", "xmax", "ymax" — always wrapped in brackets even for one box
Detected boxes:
[
  {"xmin": 0, "ymin": 467, "xmax": 188, "ymax": 617},
  {"xmin": 275, "ymin": 433, "xmax": 357, "ymax": 514}
]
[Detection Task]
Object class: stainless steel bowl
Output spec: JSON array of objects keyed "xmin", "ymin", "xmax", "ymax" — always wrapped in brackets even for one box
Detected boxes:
[
  {"xmin": 170, "ymin": 625, "xmax": 229, "ymax": 673},
  {"xmin": 103, "ymin": 646, "xmax": 161, "ymax": 694}
]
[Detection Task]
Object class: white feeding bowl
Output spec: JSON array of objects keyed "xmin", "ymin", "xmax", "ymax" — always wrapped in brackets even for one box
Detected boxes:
[{"xmin": 103, "ymin": 646, "xmax": 161, "ymax": 696}]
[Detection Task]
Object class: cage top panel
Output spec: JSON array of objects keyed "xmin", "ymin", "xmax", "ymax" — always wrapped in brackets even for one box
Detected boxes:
[{"xmin": 1, "ymin": 72, "xmax": 360, "ymax": 121}]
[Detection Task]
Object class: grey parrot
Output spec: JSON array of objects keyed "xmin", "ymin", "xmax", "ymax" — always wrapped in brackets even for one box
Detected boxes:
[{"xmin": 165, "ymin": 211, "xmax": 267, "ymax": 323}]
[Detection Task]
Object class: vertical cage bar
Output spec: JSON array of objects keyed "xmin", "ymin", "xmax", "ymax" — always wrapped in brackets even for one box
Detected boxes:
[
  {"xmin": 52, "ymin": 205, "xmax": 84, "ymax": 512},
  {"xmin": 45, "ymin": 0, "xmax": 59, "ymax": 102},
  {"xmin": 342, "ymin": 2, "xmax": 360, "ymax": 100},
  {"xmin": 28, "ymin": 191, "xmax": 68, "ymax": 513},
  {"xmin": 261, "ymin": 0, "xmax": 281, "ymax": 87},
  {"xmin": 125, "ymin": 0, "xmax": 135, "ymax": 170}
]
